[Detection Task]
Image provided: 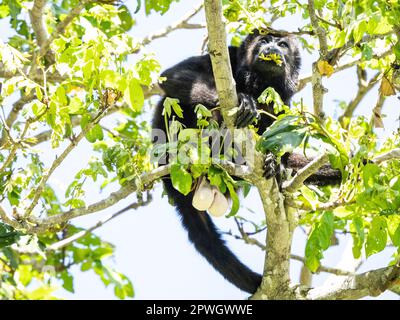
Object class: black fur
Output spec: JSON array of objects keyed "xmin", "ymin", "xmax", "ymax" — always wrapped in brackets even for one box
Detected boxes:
[{"xmin": 152, "ymin": 31, "xmax": 302, "ymax": 294}]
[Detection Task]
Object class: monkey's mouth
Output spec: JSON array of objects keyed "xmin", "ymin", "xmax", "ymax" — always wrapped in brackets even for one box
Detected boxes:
[
  {"xmin": 256, "ymin": 54, "xmax": 286, "ymax": 73},
  {"xmin": 258, "ymin": 53, "xmax": 284, "ymax": 66}
]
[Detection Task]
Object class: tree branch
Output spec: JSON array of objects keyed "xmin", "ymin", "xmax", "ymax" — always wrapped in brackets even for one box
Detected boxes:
[
  {"xmin": 307, "ymin": 265, "xmax": 400, "ymax": 300},
  {"xmin": 373, "ymin": 148, "xmax": 400, "ymax": 164},
  {"xmin": 141, "ymin": 2, "xmax": 204, "ymax": 47},
  {"xmin": 1, "ymin": 165, "xmax": 171, "ymax": 233},
  {"xmin": 24, "ymin": 92, "xmax": 118, "ymax": 216},
  {"xmin": 226, "ymin": 221, "xmax": 353, "ymax": 277},
  {"xmin": 29, "ymin": 0, "xmax": 49, "ymax": 48},
  {"xmin": 297, "ymin": 48, "xmax": 392, "ymax": 92},
  {"xmin": 46, "ymin": 192, "xmax": 153, "ymax": 251},
  {"xmin": 38, "ymin": 0, "xmax": 89, "ymax": 59},
  {"xmin": 307, "ymin": 0, "xmax": 329, "ymax": 118},
  {"xmin": 338, "ymin": 72, "xmax": 380, "ymax": 126},
  {"xmin": 204, "ymin": 0, "xmax": 238, "ymax": 128},
  {"xmin": 283, "ymin": 153, "xmax": 329, "ymax": 193}
]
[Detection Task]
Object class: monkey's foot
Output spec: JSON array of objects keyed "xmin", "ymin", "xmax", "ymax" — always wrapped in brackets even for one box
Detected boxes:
[
  {"xmin": 263, "ymin": 152, "xmax": 279, "ymax": 179},
  {"xmin": 235, "ymin": 93, "xmax": 259, "ymax": 128}
]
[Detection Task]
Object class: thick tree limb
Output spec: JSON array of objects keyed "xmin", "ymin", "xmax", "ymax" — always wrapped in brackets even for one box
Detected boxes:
[
  {"xmin": 307, "ymin": 0, "xmax": 328, "ymax": 57},
  {"xmin": 29, "ymin": 0, "xmax": 49, "ymax": 48},
  {"xmin": 204, "ymin": 0, "xmax": 297, "ymax": 299},
  {"xmin": 204, "ymin": 0, "xmax": 238, "ymax": 129},
  {"xmin": 307, "ymin": 265, "xmax": 400, "ymax": 300},
  {"xmin": 307, "ymin": 0, "xmax": 329, "ymax": 118},
  {"xmin": 373, "ymin": 148, "xmax": 400, "ymax": 164}
]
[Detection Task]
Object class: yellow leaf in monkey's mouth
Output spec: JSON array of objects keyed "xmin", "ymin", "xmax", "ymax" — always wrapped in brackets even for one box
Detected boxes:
[{"xmin": 259, "ymin": 53, "xmax": 283, "ymax": 66}]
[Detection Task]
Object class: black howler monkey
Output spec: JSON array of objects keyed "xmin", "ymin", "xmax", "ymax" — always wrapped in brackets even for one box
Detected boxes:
[{"xmin": 152, "ymin": 30, "xmax": 338, "ymax": 294}]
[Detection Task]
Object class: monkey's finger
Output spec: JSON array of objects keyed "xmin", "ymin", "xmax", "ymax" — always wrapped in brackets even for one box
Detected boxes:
[
  {"xmin": 238, "ymin": 112, "xmax": 255, "ymax": 127},
  {"xmin": 235, "ymin": 107, "xmax": 248, "ymax": 127}
]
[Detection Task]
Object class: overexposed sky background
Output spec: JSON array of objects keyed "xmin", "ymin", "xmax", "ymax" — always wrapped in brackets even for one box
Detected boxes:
[{"xmin": 1, "ymin": 0, "xmax": 399, "ymax": 299}]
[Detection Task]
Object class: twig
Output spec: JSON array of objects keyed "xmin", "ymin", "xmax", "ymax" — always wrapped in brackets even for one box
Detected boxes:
[
  {"xmin": 224, "ymin": 227, "xmax": 353, "ymax": 276},
  {"xmin": 0, "ymin": 93, "xmax": 35, "ymax": 146},
  {"xmin": 338, "ymin": 72, "xmax": 380, "ymax": 126},
  {"xmin": 297, "ymin": 48, "xmax": 392, "ymax": 92},
  {"xmin": 38, "ymin": 0, "xmax": 89, "ymax": 59},
  {"xmin": 0, "ymin": 165, "xmax": 171, "ymax": 233},
  {"xmin": 24, "ymin": 95, "xmax": 115, "ymax": 216},
  {"xmin": 47, "ymin": 192, "xmax": 152, "ymax": 251},
  {"xmin": 141, "ymin": 2, "xmax": 204, "ymax": 47}
]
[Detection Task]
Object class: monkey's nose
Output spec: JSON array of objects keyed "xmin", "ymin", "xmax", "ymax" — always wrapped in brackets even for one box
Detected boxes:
[{"xmin": 263, "ymin": 47, "xmax": 283, "ymax": 58}]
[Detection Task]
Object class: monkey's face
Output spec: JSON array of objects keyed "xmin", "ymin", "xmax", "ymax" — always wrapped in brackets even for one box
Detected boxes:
[
  {"xmin": 242, "ymin": 31, "xmax": 301, "ymax": 80},
  {"xmin": 253, "ymin": 35, "xmax": 296, "ymax": 75}
]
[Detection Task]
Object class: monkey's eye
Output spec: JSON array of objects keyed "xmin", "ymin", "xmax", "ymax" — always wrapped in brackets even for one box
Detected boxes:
[
  {"xmin": 260, "ymin": 36, "xmax": 272, "ymax": 45},
  {"xmin": 278, "ymin": 41, "xmax": 289, "ymax": 49}
]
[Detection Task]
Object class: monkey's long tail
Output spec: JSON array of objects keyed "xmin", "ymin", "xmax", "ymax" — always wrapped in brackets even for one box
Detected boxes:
[{"xmin": 163, "ymin": 179, "xmax": 262, "ymax": 294}]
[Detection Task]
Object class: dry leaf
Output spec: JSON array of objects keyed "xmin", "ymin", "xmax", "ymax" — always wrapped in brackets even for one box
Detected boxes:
[
  {"xmin": 317, "ymin": 60, "xmax": 334, "ymax": 77},
  {"xmin": 379, "ymin": 76, "xmax": 395, "ymax": 96}
]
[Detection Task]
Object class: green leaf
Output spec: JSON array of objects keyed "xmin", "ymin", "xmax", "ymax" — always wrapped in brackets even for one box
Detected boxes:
[
  {"xmin": 16, "ymin": 265, "xmax": 33, "ymax": 286},
  {"xmin": 226, "ymin": 182, "xmax": 239, "ymax": 217},
  {"xmin": 350, "ymin": 216, "xmax": 365, "ymax": 259},
  {"xmin": 387, "ymin": 215, "xmax": 400, "ymax": 247},
  {"xmin": 361, "ymin": 44, "xmax": 373, "ymax": 60},
  {"xmin": 35, "ymin": 86, "xmax": 43, "ymax": 101},
  {"xmin": 258, "ymin": 87, "xmax": 287, "ymax": 113},
  {"xmin": 118, "ymin": 5, "xmax": 134, "ymax": 31},
  {"xmin": 367, "ymin": 16, "xmax": 392, "ymax": 35},
  {"xmin": 68, "ymin": 96, "xmax": 85, "ymax": 114},
  {"xmin": 363, "ymin": 163, "xmax": 381, "ymax": 189},
  {"xmin": 195, "ymin": 104, "xmax": 212, "ymax": 118},
  {"xmin": 0, "ymin": 223, "xmax": 21, "ymax": 248},
  {"xmin": 163, "ymin": 97, "xmax": 183, "ymax": 118},
  {"xmin": 366, "ymin": 215, "xmax": 387, "ymax": 257},
  {"xmin": 305, "ymin": 212, "xmax": 334, "ymax": 272},
  {"xmin": 333, "ymin": 30, "xmax": 346, "ymax": 48},
  {"xmin": 353, "ymin": 20, "xmax": 367, "ymax": 43},
  {"xmin": 85, "ymin": 124, "xmax": 104, "ymax": 143},
  {"xmin": 259, "ymin": 130, "xmax": 307, "ymax": 155},
  {"xmin": 60, "ymin": 270, "xmax": 75, "ymax": 293},
  {"xmin": 123, "ymin": 79, "xmax": 144, "ymax": 111},
  {"xmin": 144, "ymin": 0, "xmax": 179, "ymax": 15},
  {"xmin": 32, "ymin": 102, "xmax": 46, "ymax": 117},
  {"xmin": 0, "ymin": 5, "xmax": 10, "ymax": 18},
  {"xmin": 257, "ymin": 116, "xmax": 307, "ymax": 155},
  {"xmin": 170, "ymin": 164, "xmax": 192, "ymax": 195}
]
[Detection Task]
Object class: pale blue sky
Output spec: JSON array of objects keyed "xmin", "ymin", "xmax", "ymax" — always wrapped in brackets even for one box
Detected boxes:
[{"xmin": 1, "ymin": 0, "xmax": 399, "ymax": 299}]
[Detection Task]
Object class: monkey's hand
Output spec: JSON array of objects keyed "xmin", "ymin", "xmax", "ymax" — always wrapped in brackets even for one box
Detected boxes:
[
  {"xmin": 235, "ymin": 93, "xmax": 259, "ymax": 128},
  {"xmin": 263, "ymin": 152, "xmax": 279, "ymax": 180}
]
